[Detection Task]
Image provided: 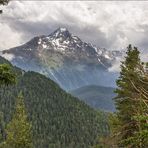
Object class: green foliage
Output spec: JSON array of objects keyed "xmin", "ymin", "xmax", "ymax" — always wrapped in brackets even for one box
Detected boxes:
[
  {"xmin": 0, "ymin": 112, "xmax": 5, "ymax": 144},
  {"xmin": 92, "ymin": 113, "xmax": 119, "ymax": 148},
  {"xmin": 2, "ymin": 93, "xmax": 33, "ymax": 148},
  {"xmin": 93, "ymin": 45, "xmax": 148, "ymax": 148},
  {"xmin": 114, "ymin": 45, "xmax": 148, "ymax": 147},
  {"xmin": 0, "ymin": 56, "xmax": 109, "ymax": 148},
  {"xmin": 0, "ymin": 64, "xmax": 16, "ymax": 86}
]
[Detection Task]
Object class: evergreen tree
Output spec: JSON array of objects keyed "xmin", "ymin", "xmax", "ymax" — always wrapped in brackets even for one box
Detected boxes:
[
  {"xmin": 114, "ymin": 45, "xmax": 148, "ymax": 147},
  {"xmin": 0, "ymin": 112, "xmax": 5, "ymax": 143},
  {"xmin": 92, "ymin": 113, "xmax": 119, "ymax": 148},
  {"xmin": 130, "ymin": 62, "xmax": 148, "ymax": 147},
  {"xmin": 0, "ymin": 64, "xmax": 16, "ymax": 86},
  {"xmin": 0, "ymin": 64, "xmax": 16, "ymax": 146},
  {"xmin": 2, "ymin": 92, "xmax": 33, "ymax": 148}
]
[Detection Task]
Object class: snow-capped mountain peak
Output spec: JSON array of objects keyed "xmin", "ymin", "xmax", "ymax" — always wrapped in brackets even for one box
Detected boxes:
[
  {"xmin": 49, "ymin": 27, "xmax": 71, "ymax": 39},
  {"xmin": 1, "ymin": 28, "xmax": 122, "ymax": 90},
  {"xmin": 2, "ymin": 27, "xmax": 122, "ymax": 63}
]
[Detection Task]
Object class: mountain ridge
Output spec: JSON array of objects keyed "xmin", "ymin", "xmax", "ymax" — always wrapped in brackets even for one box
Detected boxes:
[
  {"xmin": 70, "ymin": 85, "xmax": 116, "ymax": 112},
  {"xmin": 1, "ymin": 27, "xmax": 122, "ymax": 90}
]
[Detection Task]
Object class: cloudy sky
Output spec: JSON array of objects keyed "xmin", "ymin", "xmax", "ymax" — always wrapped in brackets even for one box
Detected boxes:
[{"xmin": 0, "ymin": 1, "xmax": 148, "ymax": 57}]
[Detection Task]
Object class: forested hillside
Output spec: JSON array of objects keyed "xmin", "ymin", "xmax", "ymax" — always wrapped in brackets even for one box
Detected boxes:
[
  {"xmin": 1, "ymin": 1, "xmax": 148, "ymax": 147},
  {"xmin": 0, "ymin": 56, "xmax": 109, "ymax": 148}
]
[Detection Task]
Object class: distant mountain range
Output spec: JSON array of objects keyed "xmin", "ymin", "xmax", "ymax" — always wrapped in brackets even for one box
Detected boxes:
[
  {"xmin": 1, "ymin": 27, "xmax": 122, "ymax": 90},
  {"xmin": 70, "ymin": 85, "xmax": 116, "ymax": 112}
]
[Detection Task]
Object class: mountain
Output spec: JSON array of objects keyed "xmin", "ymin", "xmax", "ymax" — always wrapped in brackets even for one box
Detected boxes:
[
  {"xmin": 0, "ymin": 56, "xmax": 109, "ymax": 148},
  {"xmin": 70, "ymin": 85, "xmax": 116, "ymax": 112},
  {"xmin": 1, "ymin": 27, "xmax": 122, "ymax": 90}
]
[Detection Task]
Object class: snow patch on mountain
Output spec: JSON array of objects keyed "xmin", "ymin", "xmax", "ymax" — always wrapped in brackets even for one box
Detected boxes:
[
  {"xmin": 104, "ymin": 54, "xmax": 111, "ymax": 59},
  {"xmin": 1, "ymin": 27, "xmax": 123, "ymax": 90}
]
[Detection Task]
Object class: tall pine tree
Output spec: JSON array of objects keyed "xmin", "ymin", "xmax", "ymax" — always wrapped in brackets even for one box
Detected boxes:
[
  {"xmin": 1, "ymin": 92, "xmax": 33, "ymax": 148},
  {"xmin": 115, "ymin": 45, "xmax": 141, "ymax": 147},
  {"xmin": 91, "ymin": 45, "xmax": 148, "ymax": 148},
  {"xmin": 130, "ymin": 62, "xmax": 148, "ymax": 147}
]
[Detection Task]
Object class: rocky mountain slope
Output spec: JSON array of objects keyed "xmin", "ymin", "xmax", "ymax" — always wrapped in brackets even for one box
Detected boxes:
[{"xmin": 1, "ymin": 27, "xmax": 122, "ymax": 90}]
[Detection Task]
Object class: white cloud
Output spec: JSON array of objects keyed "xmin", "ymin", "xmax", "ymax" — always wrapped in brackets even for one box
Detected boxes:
[
  {"xmin": 1, "ymin": 53, "xmax": 15, "ymax": 61},
  {"xmin": 108, "ymin": 57, "xmax": 122, "ymax": 72},
  {"xmin": 0, "ymin": 1, "xmax": 148, "ymax": 49},
  {"xmin": 0, "ymin": 1, "xmax": 148, "ymax": 61},
  {"xmin": 0, "ymin": 23, "xmax": 22, "ymax": 50}
]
